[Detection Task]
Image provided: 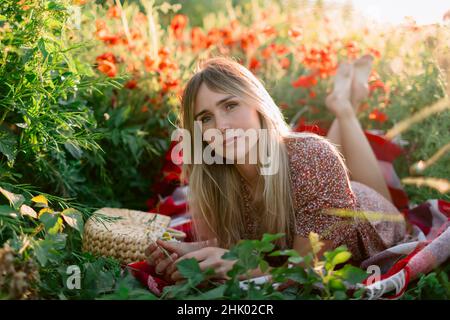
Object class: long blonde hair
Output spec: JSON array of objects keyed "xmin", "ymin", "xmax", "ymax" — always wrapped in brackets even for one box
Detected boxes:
[{"xmin": 179, "ymin": 57, "xmax": 304, "ymax": 249}]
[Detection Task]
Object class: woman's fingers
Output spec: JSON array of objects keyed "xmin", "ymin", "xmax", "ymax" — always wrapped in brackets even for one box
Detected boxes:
[
  {"xmin": 146, "ymin": 246, "xmax": 166, "ymax": 266},
  {"xmin": 157, "ymin": 239, "xmax": 181, "ymax": 254},
  {"xmin": 171, "ymin": 270, "xmax": 183, "ymax": 282},
  {"xmin": 166, "ymin": 261, "xmax": 178, "ymax": 276},
  {"xmin": 144, "ymin": 242, "xmax": 157, "ymax": 257},
  {"xmin": 155, "ymin": 253, "xmax": 178, "ymax": 275}
]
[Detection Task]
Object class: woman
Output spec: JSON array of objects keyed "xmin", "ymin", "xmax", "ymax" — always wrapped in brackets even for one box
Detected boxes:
[{"xmin": 145, "ymin": 56, "xmax": 406, "ymax": 283}]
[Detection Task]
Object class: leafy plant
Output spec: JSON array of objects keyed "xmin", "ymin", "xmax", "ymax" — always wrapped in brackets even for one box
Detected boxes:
[{"xmin": 159, "ymin": 232, "xmax": 368, "ymax": 300}]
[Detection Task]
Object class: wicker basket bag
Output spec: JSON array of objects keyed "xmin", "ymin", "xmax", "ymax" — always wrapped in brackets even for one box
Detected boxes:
[{"xmin": 82, "ymin": 207, "xmax": 186, "ymax": 264}]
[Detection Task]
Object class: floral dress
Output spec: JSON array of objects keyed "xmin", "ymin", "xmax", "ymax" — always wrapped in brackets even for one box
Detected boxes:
[{"xmin": 240, "ymin": 134, "xmax": 406, "ymax": 264}]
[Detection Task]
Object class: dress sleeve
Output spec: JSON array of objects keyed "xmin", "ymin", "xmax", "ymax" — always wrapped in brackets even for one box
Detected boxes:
[{"xmin": 287, "ymin": 135, "xmax": 364, "ymax": 258}]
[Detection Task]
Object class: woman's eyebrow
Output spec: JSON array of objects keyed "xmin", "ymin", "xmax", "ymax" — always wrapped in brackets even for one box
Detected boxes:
[{"xmin": 194, "ymin": 95, "xmax": 236, "ymax": 119}]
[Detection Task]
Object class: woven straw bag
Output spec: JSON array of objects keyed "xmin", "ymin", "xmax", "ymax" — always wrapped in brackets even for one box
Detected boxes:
[{"xmin": 83, "ymin": 207, "xmax": 185, "ymax": 264}]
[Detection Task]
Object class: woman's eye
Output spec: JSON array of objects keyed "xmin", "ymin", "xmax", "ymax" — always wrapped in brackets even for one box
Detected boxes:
[
  {"xmin": 201, "ymin": 115, "xmax": 211, "ymax": 123},
  {"xmin": 225, "ymin": 103, "xmax": 238, "ymax": 110}
]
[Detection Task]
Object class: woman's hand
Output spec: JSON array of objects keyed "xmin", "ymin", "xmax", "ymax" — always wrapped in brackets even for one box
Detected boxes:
[
  {"xmin": 166, "ymin": 247, "xmax": 237, "ymax": 283},
  {"xmin": 145, "ymin": 240, "xmax": 200, "ymax": 281}
]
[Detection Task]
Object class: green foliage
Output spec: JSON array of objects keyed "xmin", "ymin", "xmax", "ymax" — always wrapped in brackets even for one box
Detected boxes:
[
  {"xmin": 0, "ymin": 185, "xmax": 123, "ymax": 299},
  {"xmin": 158, "ymin": 233, "xmax": 370, "ymax": 300},
  {"xmin": 403, "ymin": 264, "xmax": 450, "ymax": 300},
  {"xmin": 0, "ymin": 0, "xmax": 170, "ymax": 210}
]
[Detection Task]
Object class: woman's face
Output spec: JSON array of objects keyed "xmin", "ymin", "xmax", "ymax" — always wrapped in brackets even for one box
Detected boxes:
[{"xmin": 193, "ymin": 82, "xmax": 262, "ymax": 162}]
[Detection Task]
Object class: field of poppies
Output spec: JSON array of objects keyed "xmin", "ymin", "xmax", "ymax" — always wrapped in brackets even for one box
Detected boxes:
[{"xmin": 0, "ymin": 0, "xmax": 449, "ymax": 299}]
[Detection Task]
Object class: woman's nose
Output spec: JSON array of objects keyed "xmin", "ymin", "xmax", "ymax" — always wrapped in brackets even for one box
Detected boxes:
[{"xmin": 215, "ymin": 116, "xmax": 231, "ymax": 132}]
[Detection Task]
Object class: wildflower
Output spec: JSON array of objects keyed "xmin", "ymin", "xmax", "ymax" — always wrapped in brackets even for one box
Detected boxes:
[
  {"xmin": 144, "ymin": 55, "xmax": 156, "ymax": 72},
  {"xmin": 240, "ymin": 31, "xmax": 258, "ymax": 52},
  {"xmin": 191, "ymin": 27, "xmax": 207, "ymax": 51},
  {"xmin": 249, "ymin": 57, "xmax": 262, "ymax": 72},
  {"xmin": 96, "ymin": 53, "xmax": 118, "ymax": 77},
  {"xmin": 124, "ymin": 79, "xmax": 138, "ymax": 90},
  {"xmin": 280, "ymin": 57, "xmax": 290, "ymax": 69},
  {"xmin": 170, "ymin": 14, "xmax": 188, "ymax": 40},
  {"xmin": 288, "ymin": 27, "xmax": 302, "ymax": 40},
  {"xmin": 206, "ymin": 28, "xmax": 223, "ymax": 48},
  {"xmin": 369, "ymin": 109, "xmax": 388, "ymax": 123},
  {"xmin": 262, "ymin": 25, "xmax": 277, "ymax": 37},
  {"xmin": 292, "ymin": 73, "xmax": 318, "ymax": 88},
  {"xmin": 107, "ymin": 5, "xmax": 121, "ymax": 19},
  {"xmin": 369, "ymin": 79, "xmax": 387, "ymax": 93},
  {"xmin": 345, "ymin": 41, "xmax": 360, "ymax": 59},
  {"xmin": 95, "ymin": 20, "xmax": 120, "ymax": 45}
]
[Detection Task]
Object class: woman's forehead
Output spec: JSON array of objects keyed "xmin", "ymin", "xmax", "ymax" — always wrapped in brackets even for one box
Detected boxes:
[{"xmin": 194, "ymin": 83, "xmax": 234, "ymax": 111}]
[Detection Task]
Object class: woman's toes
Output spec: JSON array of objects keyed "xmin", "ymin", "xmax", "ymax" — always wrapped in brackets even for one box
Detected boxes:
[
  {"xmin": 351, "ymin": 54, "xmax": 374, "ymax": 110},
  {"xmin": 326, "ymin": 61, "xmax": 354, "ymax": 116}
]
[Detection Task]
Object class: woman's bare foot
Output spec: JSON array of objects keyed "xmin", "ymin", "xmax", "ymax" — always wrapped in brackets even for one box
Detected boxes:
[
  {"xmin": 351, "ymin": 54, "xmax": 374, "ymax": 111},
  {"xmin": 326, "ymin": 62, "xmax": 354, "ymax": 117}
]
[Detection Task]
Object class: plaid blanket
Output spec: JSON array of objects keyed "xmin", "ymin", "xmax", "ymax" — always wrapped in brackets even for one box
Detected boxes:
[{"xmin": 361, "ymin": 199, "xmax": 450, "ymax": 299}]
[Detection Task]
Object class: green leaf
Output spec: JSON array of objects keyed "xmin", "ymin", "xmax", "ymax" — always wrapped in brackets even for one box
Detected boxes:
[
  {"xmin": 40, "ymin": 212, "xmax": 63, "ymax": 234},
  {"xmin": 0, "ymin": 186, "xmax": 25, "ymax": 209},
  {"xmin": 33, "ymin": 234, "xmax": 67, "ymax": 266},
  {"xmin": 176, "ymin": 258, "xmax": 206, "ymax": 286},
  {"xmin": 329, "ymin": 278, "xmax": 346, "ymax": 291},
  {"xmin": 288, "ymin": 256, "xmax": 304, "ymax": 264},
  {"xmin": 334, "ymin": 265, "xmax": 368, "ymax": 285},
  {"xmin": 261, "ymin": 233, "xmax": 285, "ymax": 243},
  {"xmin": 195, "ymin": 285, "xmax": 226, "ymax": 300},
  {"xmin": 0, "ymin": 205, "xmax": 19, "ymax": 217},
  {"xmin": 37, "ymin": 38, "xmax": 48, "ymax": 60},
  {"xmin": 47, "ymin": 1, "xmax": 66, "ymax": 11},
  {"xmin": 331, "ymin": 251, "xmax": 352, "ymax": 266},
  {"xmin": 61, "ymin": 208, "xmax": 84, "ymax": 234},
  {"xmin": 0, "ymin": 130, "xmax": 18, "ymax": 162},
  {"xmin": 259, "ymin": 260, "xmax": 269, "ymax": 273},
  {"xmin": 269, "ymin": 249, "xmax": 300, "ymax": 257}
]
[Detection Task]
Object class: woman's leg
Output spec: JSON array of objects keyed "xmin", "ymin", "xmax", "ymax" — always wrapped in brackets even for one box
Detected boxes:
[
  {"xmin": 326, "ymin": 119, "xmax": 345, "ymax": 158},
  {"xmin": 326, "ymin": 57, "xmax": 392, "ymax": 202}
]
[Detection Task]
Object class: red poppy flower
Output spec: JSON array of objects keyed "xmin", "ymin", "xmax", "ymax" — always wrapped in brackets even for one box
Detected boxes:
[
  {"xmin": 292, "ymin": 73, "xmax": 318, "ymax": 88},
  {"xmin": 107, "ymin": 5, "xmax": 121, "ymax": 19},
  {"xmin": 288, "ymin": 27, "xmax": 302, "ymax": 40},
  {"xmin": 262, "ymin": 44, "xmax": 275, "ymax": 59},
  {"xmin": 94, "ymin": 20, "xmax": 121, "ymax": 45},
  {"xmin": 144, "ymin": 55, "xmax": 155, "ymax": 72},
  {"xmin": 240, "ymin": 31, "xmax": 258, "ymax": 52},
  {"xmin": 368, "ymin": 48, "xmax": 382, "ymax": 59},
  {"xmin": 345, "ymin": 41, "xmax": 360, "ymax": 59},
  {"xmin": 96, "ymin": 53, "xmax": 118, "ymax": 77},
  {"xmin": 369, "ymin": 79, "xmax": 387, "ymax": 93},
  {"xmin": 369, "ymin": 109, "xmax": 388, "ymax": 123},
  {"xmin": 170, "ymin": 14, "xmax": 188, "ymax": 40},
  {"xmin": 262, "ymin": 25, "xmax": 277, "ymax": 37},
  {"xmin": 280, "ymin": 57, "xmax": 290, "ymax": 69},
  {"xmin": 124, "ymin": 79, "xmax": 138, "ymax": 89},
  {"xmin": 206, "ymin": 28, "xmax": 221, "ymax": 48},
  {"xmin": 249, "ymin": 57, "xmax": 262, "ymax": 71},
  {"xmin": 191, "ymin": 27, "xmax": 207, "ymax": 51}
]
